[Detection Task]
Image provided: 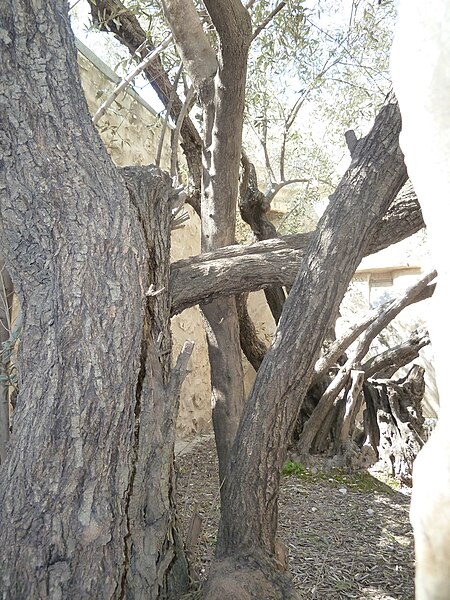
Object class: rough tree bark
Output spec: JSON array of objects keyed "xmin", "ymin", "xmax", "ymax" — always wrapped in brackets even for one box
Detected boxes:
[
  {"xmin": 364, "ymin": 365, "xmax": 426, "ymax": 485},
  {"xmin": 0, "ymin": 4, "xmax": 189, "ymax": 598},
  {"xmin": 204, "ymin": 95, "xmax": 408, "ymax": 599}
]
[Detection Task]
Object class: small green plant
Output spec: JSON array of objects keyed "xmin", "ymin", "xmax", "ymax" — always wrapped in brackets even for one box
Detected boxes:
[{"xmin": 282, "ymin": 460, "xmax": 306, "ymax": 477}]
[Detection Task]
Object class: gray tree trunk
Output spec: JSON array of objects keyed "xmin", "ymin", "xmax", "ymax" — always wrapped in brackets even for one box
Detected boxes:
[
  {"xmin": 204, "ymin": 96, "xmax": 408, "ymax": 599},
  {"xmin": 0, "ymin": 3, "xmax": 187, "ymax": 598},
  {"xmin": 364, "ymin": 365, "xmax": 426, "ymax": 485},
  {"xmin": 199, "ymin": 0, "xmax": 252, "ymax": 485}
]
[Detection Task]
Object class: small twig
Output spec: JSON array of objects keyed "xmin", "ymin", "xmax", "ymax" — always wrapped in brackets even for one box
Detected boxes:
[
  {"xmin": 92, "ymin": 35, "xmax": 173, "ymax": 126},
  {"xmin": 252, "ymin": 1, "xmax": 286, "ymax": 41},
  {"xmin": 172, "ymin": 212, "xmax": 190, "ymax": 230},
  {"xmin": 68, "ymin": 0, "xmax": 83, "ymax": 11},
  {"xmin": 156, "ymin": 63, "xmax": 183, "ymax": 168},
  {"xmin": 264, "ymin": 179, "xmax": 310, "ymax": 205},
  {"xmin": 280, "ymin": 95, "xmax": 306, "ymax": 181},
  {"xmin": 146, "ymin": 284, "xmax": 165, "ymax": 297},
  {"xmin": 261, "ymin": 117, "xmax": 276, "ymax": 183},
  {"xmin": 171, "ymin": 86, "xmax": 195, "ymax": 181}
]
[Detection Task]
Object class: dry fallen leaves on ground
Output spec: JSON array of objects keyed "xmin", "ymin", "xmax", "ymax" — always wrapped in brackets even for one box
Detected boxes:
[{"xmin": 176, "ymin": 435, "xmax": 414, "ymax": 599}]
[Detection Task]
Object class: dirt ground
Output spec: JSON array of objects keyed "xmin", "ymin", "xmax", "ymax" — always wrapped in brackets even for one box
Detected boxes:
[{"xmin": 176, "ymin": 435, "xmax": 414, "ymax": 599}]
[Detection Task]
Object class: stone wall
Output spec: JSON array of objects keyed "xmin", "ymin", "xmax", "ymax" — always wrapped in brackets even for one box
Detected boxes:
[{"xmin": 77, "ymin": 40, "xmax": 212, "ymax": 438}]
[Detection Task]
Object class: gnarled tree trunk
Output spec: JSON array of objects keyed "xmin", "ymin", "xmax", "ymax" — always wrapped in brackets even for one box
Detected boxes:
[
  {"xmin": 363, "ymin": 365, "xmax": 426, "ymax": 486},
  {"xmin": 0, "ymin": 4, "xmax": 188, "ymax": 598},
  {"xmin": 205, "ymin": 95, "xmax": 407, "ymax": 599}
]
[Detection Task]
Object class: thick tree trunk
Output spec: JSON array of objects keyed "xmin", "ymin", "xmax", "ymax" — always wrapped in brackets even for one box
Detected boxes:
[
  {"xmin": 205, "ymin": 95, "xmax": 407, "ymax": 598},
  {"xmin": 120, "ymin": 167, "xmax": 191, "ymax": 599},
  {"xmin": 0, "ymin": 4, "xmax": 187, "ymax": 598}
]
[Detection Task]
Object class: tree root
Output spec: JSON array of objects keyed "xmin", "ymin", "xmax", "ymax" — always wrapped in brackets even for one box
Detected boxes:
[{"xmin": 202, "ymin": 554, "xmax": 299, "ymax": 600}]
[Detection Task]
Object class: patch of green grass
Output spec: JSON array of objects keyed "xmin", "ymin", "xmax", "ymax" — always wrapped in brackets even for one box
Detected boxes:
[
  {"xmin": 282, "ymin": 460, "xmax": 307, "ymax": 478},
  {"xmin": 281, "ymin": 460, "xmax": 395, "ymax": 494},
  {"xmin": 325, "ymin": 470, "xmax": 395, "ymax": 493}
]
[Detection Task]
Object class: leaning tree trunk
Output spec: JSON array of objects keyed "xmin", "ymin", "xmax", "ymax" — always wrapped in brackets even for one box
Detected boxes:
[
  {"xmin": 0, "ymin": 3, "xmax": 188, "ymax": 598},
  {"xmin": 204, "ymin": 95, "xmax": 408, "ymax": 599}
]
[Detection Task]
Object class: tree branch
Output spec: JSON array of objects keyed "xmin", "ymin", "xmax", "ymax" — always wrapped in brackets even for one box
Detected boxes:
[
  {"xmin": 251, "ymin": 1, "xmax": 286, "ymax": 41},
  {"xmin": 362, "ymin": 329, "xmax": 430, "ymax": 379},
  {"xmin": 236, "ymin": 293, "xmax": 268, "ymax": 371},
  {"xmin": 314, "ymin": 281, "xmax": 435, "ymax": 382},
  {"xmin": 92, "ymin": 35, "xmax": 173, "ymax": 125},
  {"xmin": 171, "ymin": 86, "xmax": 195, "ymax": 180},
  {"xmin": 264, "ymin": 178, "xmax": 310, "ymax": 204},
  {"xmin": 299, "ymin": 270, "xmax": 436, "ymax": 454},
  {"xmin": 156, "ymin": 63, "xmax": 183, "ymax": 168},
  {"xmin": 170, "ymin": 186, "xmax": 425, "ymax": 314},
  {"xmin": 161, "ymin": 0, "xmax": 217, "ymax": 89},
  {"xmin": 88, "ymin": 0, "xmax": 203, "ymax": 214}
]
